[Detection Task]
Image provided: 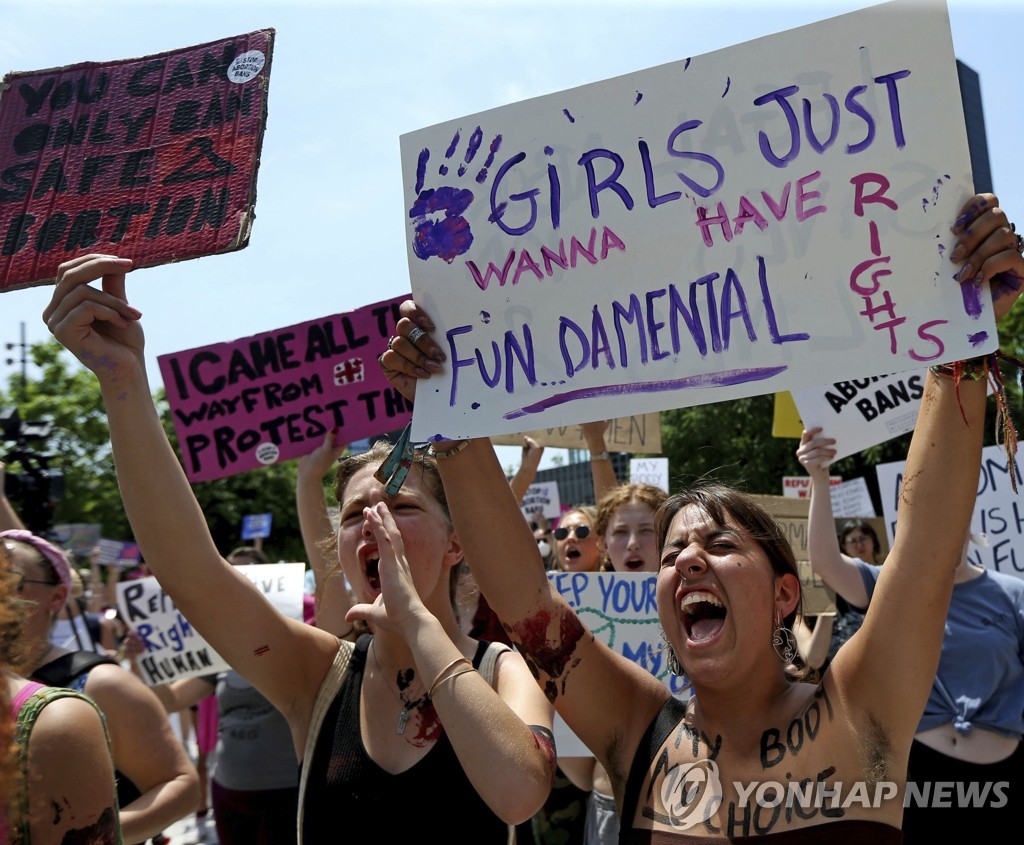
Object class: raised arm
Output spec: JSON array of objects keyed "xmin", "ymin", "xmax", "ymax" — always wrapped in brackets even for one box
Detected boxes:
[
  {"xmin": 581, "ymin": 420, "xmax": 618, "ymax": 502},
  {"xmin": 794, "ymin": 612, "xmax": 834, "ymax": 672},
  {"xmin": 0, "ymin": 462, "xmax": 27, "ymax": 531},
  {"xmin": 509, "ymin": 435, "xmax": 544, "ymax": 504},
  {"xmin": 296, "ymin": 428, "xmax": 355, "ymax": 638},
  {"xmin": 795, "ymin": 428, "xmax": 870, "ymax": 607},
  {"xmin": 376, "ymin": 305, "xmax": 669, "ymax": 782},
  {"xmin": 835, "ymin": 193, "xmax": 1024, "ymax": 743},
  {"xmin": 43, "ymin": 256, "xmax": 340, "ymax": 737}
]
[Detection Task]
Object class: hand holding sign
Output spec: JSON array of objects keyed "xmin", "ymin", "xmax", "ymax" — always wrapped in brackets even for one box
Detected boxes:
[
  {"xmin": 950, "ymin": 193, "xmax": 1024, "ymax": 322},
  {"xmin": 44, "ymin": 255, "xmax": 143, "ymax": 375}
]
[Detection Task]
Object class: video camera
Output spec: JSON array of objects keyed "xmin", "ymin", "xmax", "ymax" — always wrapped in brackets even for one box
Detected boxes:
[{"xmin": 1, "ymin": 407, "xmax": 64, "ymax": 533}]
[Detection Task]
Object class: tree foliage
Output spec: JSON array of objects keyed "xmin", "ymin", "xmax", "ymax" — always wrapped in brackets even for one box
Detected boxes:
[{"xmin": 1, "ymin": 340, "xmax": 323, "ymax": 563}]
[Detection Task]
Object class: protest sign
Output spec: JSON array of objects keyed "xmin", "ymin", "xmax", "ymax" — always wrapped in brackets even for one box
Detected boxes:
[
  {"xmin": 158, "ymin": 295, "xmax": 410, "ymax": 482},
  {"xmin": 782, "ymin": 475, "xmax": 840, "ymax": 499},
  {"xmin": 51, "ymin": 523, "xmax": 102, "ymax": 556},
  {"xmin": 630, "ymin": 457, "xmax": 669, "ymax": 492},
  {"xmin": 772, "ymin": 392, "xmax": 803, "ymax": 439},
  {"xmin": 401, "ymin": 1, "xmax": 987, "ymax": 442},
  {"xmin": 94, "ymin": 538, "xmax": 141, "ymax": 568},
  {"xmin": 489, "ymin": 412, "xmax": 661, "ymax": 453},
  {"xmin": 117, "ymin": 562, "xmax": 304, "ymax": 684},
  {"xmin": 241, "ymin": 512, "xmax": 272, "ymax": 541},
  {"xmin": 520, "ymin": 481, "xmax": 561, "ymax": 521},
  {"xmin": 830, "ymin": 477, "xmax": 876, "ymax": 519},
  {"xmin": 791, "ymin": 370, "xmax": 924, "ymax": 461},
  {"xmin": 0, "ymin": 30, "xmax": 274, "ymax": 291},
  {"xmin": 546, "ymin": 570, "xmax": 684, "ymax": 754},
  {"xmin": 876, "ymin": 444, "xmax": 1024, "ymax": 579}
]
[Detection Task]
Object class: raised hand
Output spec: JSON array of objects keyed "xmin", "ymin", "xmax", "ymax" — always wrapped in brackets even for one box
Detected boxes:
[
  {"xmin": 345, "ymin": 502, "xmax": 424, "ymax": 636},
  {"xmin": 950, "ymin": 193, "xmax": 1024, "ymax": 322},
  {"xmin": 796, "ymin": 427, "xmax": 837, "ymax": 484},
  {"xmin": 42, "ymin": 254, "xmax": 142, "ymax": 381},
  {"xmin": 378, "ymin": 300, "xmax": 446, "ymax": 404}
]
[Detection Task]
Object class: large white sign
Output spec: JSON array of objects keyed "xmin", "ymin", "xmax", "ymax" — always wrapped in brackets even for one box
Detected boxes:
[
  {"xmin": 876, "ymin": 445, "xmax": 1024, "ymax": 578},
  {"xmin": 402, "ymin": 0, "xmax": 988, "ymax": 441},
  {"xmin": 117, "ymin": 563, "xmax": 306, "ymax": 685}
]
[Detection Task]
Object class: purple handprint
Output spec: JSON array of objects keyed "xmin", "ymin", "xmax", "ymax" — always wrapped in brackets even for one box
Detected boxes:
[{"xmin": 409, "ymin": 126, "xmax": 502, "ymax": 263}]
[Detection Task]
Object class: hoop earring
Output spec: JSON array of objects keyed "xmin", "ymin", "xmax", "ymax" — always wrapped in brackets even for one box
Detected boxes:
[{"xmin": 772, "ymin": 613, "xmax": 798, "ymax": 664}]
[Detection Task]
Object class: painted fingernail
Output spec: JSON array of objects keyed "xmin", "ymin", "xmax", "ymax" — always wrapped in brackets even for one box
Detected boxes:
[
  {"xmin": 950, "ymin": 244, "xmax": 965, "ymax": 261},
  {"xmin": 419, "ymin": 318, "xmax": 435, "ymax": 331},
  {"xmin": 957, "ymin": 264, "xmax": 973, "ymax": 282},
  {"xmin": 415, "ymin": 367, "xmax": 431, "ymax": 377},
  {"xmin": 973, "ymin": 272, "xmax": 985, "ymax": 287},
  {"xmin": 424, "ymin": 360, "xmax": 443, "ymax": 373}
]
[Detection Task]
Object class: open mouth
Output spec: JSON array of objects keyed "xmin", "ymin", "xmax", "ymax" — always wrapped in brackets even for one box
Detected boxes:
[
  {"xmin": 365, "ymin": 555, "xmax": 381, "ymax": 593},
  {"xmin": 622, "ymin": 558, "xmax": 646, "ymax": 571},
  {"xmin": 565, "ymin": 548, "xmax": 581, "ymax": 562},
  {"xmin": 681, "ymin": 591, "xmax": 726, "ymax": 643}
]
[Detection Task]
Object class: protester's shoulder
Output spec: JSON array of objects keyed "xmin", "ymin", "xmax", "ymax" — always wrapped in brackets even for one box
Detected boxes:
[
  {"xmin": 981, "ymin": 568, "xmax": 1024, "ymax": 607},
  {"xmin": 28, "ymin": 689, "xmax": 108, "ymax": 753}
]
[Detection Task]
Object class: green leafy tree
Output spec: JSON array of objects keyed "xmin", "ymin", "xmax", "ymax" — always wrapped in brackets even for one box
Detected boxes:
[{"xmin": 1, "ymin": 340, "xmax": 319, "ymax": 563}]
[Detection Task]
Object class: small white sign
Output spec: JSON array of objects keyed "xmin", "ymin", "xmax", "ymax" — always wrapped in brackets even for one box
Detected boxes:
[
  {"xmin": 830, "ymin": 477, "xmax": 876, "ymax": 518},
  {"xmin": 520, "ymin": 481, "xmax": 562, "ymax": 521},
  {"xmin": 630, "ymin": 457, "xmax": 669, "ymax": 493}
]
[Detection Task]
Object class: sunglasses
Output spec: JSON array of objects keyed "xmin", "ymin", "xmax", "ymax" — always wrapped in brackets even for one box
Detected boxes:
[{"xmin": 554, "ymin": 525, "xmax": 591, "ymax": 541}]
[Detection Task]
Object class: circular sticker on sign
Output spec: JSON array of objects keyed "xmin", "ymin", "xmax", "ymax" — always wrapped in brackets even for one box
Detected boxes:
[
  {"xmin": 255, "ymin": 442, "xmax": 280, "ymax": 465},
  {"xmin": 227, "ymin": 50, "xmax": 266, "ymax": 83}
]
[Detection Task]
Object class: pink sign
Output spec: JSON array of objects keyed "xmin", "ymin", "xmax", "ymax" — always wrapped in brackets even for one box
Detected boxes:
[
  {"xmin": 158, "ymin": 296, "xmax": 411, "ymax": 482},
  {"xmin": 0, "ymin": 30, "xmax": 273, "ymax": 291}
]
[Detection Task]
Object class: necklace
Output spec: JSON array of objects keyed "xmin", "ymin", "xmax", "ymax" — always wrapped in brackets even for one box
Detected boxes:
[{"xmin": 370, "ymin": 640, "xmax": 428, "ymax": 735}]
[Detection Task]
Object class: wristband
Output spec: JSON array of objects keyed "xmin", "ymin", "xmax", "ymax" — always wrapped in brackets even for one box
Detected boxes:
[
  {"xmin": 427, "ymin": 439, "xmax": 471, "ymax": 460},
  {"xmin": 591, "ymin": 451, "xmax": 611, "ymax": 461}
]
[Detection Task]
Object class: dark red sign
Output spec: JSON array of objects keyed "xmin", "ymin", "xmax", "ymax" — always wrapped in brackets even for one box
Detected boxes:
[{"xmin": 0, "ymin": 29, "xmax": 274, "ymax": 291}]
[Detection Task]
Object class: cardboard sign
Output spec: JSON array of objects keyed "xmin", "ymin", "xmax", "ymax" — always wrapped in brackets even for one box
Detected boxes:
[
  {"xmin": 520, "ymin": 481, "xmax": 561, "ymax": 520},
  {"xmin": 791, "ymin": 370, "xmax": 924, "ymax": 461},
  {"xmin": 630, "ymin": 457, "xmax": 669, "ymax": 493},
  {"xmin": 401, "ymin": 1, "xmax": 987, "ymax": 442},
  {"xmin": 754, "ymin": 493, "xmax": 890, "ymax": 615},
  {"xmin": 117, "ymin": 562, "xmax": 304, "ymax": 684},
  {"xmin": 158, "ymin": 296, "xmax": 410, "ymax": 482},
  {"xmin": 546, "ymin": 570, "xmax": 686, "ymax": 754},
  {"xmin": 0, "ymin": 30, "xmax": 274, "ymax": 291},
  {"xmin": 876, "ymin": 444, "xmax": 1024, "ymax": 579},
  {"xmin": 489, "ymin": 412, "xmax": 661, "ymax": 453}
]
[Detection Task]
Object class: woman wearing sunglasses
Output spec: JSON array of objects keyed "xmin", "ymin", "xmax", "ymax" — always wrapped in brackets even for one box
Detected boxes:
[{"xmin": 378, "ymin": 193, "xmax": 1022, "ymax": 840}]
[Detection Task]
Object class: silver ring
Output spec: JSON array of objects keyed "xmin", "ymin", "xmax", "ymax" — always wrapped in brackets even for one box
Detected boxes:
[
  {"xmin": 1016, "ymin": 233, "xmax": 1024, "ymax": 255},
  {"xmin": 387, "ymin": 336, "xmax": 396, "ymax": 350},
  {"xmin": 407, "ymin": 326, "xmax": 427, "ymax": 345}
]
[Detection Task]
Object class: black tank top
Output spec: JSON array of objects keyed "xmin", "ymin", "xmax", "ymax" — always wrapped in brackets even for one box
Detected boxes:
[{"xmin": 301, "ymin": 635, "xmax": 509, "ymax": 842}]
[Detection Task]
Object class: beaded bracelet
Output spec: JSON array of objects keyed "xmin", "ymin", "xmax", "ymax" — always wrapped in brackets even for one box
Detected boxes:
[
  {"xmin": 427, "ymin": 439, "xmax": 471, "ymax": 460},
  {"xmin": 928, "ymin": 357, "xmax": 989, "ymax": 382},
  {"xmin": 590, "ymin": 451, "xmax": 611, "ymax": 461}
]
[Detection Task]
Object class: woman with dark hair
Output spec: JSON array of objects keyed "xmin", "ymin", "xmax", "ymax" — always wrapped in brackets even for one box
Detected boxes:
[
  {"xmin": 378, "ymin": 192, "xmax": 1022, "ymax": 840},
  {"xmin": 42, "ymin": 256, "xmax": 555, "ymax": 843}
]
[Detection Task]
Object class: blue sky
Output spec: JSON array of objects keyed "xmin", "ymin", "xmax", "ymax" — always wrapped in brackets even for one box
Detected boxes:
[{"xmin": 0, "ymin": 0, "xmax": 1020, "ymax": 472}]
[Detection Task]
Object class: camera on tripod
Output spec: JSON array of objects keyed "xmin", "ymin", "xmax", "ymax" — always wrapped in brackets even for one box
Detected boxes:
[{"xmin": 1, "ymin": 407, "xmax": 65, "ymax": 533}]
